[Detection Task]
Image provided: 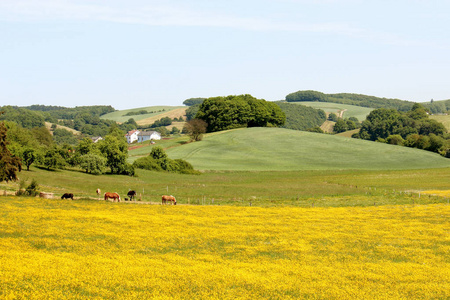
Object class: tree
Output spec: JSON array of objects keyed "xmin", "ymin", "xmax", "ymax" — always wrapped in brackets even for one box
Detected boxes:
[
  {"xmin": 76, "ymin": 137, "xmax": 95, "ymax": 156},
  {"xmin": 31, "ymin": 126, "xmax": 53, "ymax": 147},
  {"xmin": 196, "ymin": 95, "xmax": 285, "ymax": 132},
  {"xmin": 183, "ymin": 98, "xmax": 205, "ymax": 106},
  {"xmin": 386, "ymin": 135, "xmax": 404, "ymax": 146},
  {"xmin": 333, "ymin": 119, "xmax": 348, "ymax": 133},
  {"xmin": 97, "ymin": 134, "xmax": 128, "ymax": 174},
  {"xmin": 0, "ymin": 117, "xmax": 22, "ymax": 182},
  {"xmin": 150, "ymin": 146, "xmax": 168, "ymax": 160},
  {"xmin": 22, "ymin": 148, "xmax": 36, "ymax": 171},
  {"xmin": 184, "ymin": 119, "xmax": 207, "ymax": 141},
  {"xmin": 328, "ymin": 113, "xmax": 338, "ymax": 122},
  {"xmin": 171, "ymin": 127, "xmax": 180, "ymax": 135},
  {"xmin": 43, "ymin": 147, "xmax": 66, "ymax": 170},
  {"xmin": 79, "ymin": 154, "xmax": 107, "ymax": 175}
]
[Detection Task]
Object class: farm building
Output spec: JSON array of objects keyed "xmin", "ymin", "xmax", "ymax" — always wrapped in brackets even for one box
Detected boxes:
[
  {"xmin": 125, "ymin": 130, "xmax": 140, "ymax": 144},
  {"xmin": 137, "ymin": 131, "xmax": 161, "ymax": 143}
]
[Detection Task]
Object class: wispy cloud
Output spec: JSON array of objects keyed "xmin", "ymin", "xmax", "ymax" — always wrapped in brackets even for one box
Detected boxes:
[{"xmin": 0, "ymin": 0, "xmax": 421, "ymax": 46}]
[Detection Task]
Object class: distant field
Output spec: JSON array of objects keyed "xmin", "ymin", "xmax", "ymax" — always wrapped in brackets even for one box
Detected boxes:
[
  {"xmin": 44, "ymin": 122, "xmax": 81, "ymax": 135},
  {"xmin": 294, "ymin": 101, "xmax": 373, "ymax": 121},
  {"xmin": 101, "ymin": 106, "xmax": 186, "ymax": 124},
  {"xmin": 166, "ymin": 127, "xmax": 450, "ymax": 171},
  {"xmin": 1, "ymin": 197, "xmax": 448, "ymax": 299},
  {"xmin": 430, "ymin": 114, "xmax": 450, "ymax": 131}
]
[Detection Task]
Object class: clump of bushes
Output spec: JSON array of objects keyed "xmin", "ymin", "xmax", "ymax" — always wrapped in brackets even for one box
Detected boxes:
[
  {"xmin": 133, "ymin": 146, "xmax": 200, "ymax": 175},
  {"xmin": 16, "ymin": 179, "xmax": 39, "ymax": 196}
]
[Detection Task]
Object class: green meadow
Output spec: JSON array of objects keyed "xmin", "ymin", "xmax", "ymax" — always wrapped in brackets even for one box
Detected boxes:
[
  {"xmin": 3, "ymin": 126, "xmax": 449, "ymax": 207},
  {"xmin": 430, "ymin": 114, "xmax": 450, "ymax": 131},
  {"xmin": 100, "ymin": 105, "xmax": 185, "ymax": 123},
  {"xmin": 2, "ymin": 166, "xmax": 449, "ymax": 207},
  {"xmin": 164, "ymin": 127, "xmax": 450, "ymax": 171}
]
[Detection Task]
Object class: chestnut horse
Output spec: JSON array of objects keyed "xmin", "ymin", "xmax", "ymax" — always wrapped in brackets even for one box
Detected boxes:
[
  {"xmin": 162, "ymin": 195, "xmax": 177, "ymax": 205},
  {"xmin": 104, "ymin": 192, "xmax": 121, "ymax": 202}
]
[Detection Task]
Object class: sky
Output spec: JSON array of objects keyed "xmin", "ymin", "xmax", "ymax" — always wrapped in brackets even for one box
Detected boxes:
[{"xmin": 1, "ymin": 0, "xmax": 450, "ymax": 110}]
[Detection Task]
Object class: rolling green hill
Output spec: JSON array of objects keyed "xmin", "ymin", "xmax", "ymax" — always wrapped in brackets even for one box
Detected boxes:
[
  {"xmin": 293, "ymin": 101, "xmax": 373, "ymax": 122},
  {"xmin": 101, "ymin": 106, "xmax": 185, "ymax": 124},
  {"xmin": 166, "ymin": 127, "xmax": 450, "ymax": 171}
]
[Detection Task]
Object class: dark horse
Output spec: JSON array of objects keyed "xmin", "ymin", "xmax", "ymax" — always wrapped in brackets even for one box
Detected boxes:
[
  {"xmin": 61, "ymin": 193, "xmax": 74, "ymax": 200},
  {"xmin": 127, "ymin": 190, "xmax": 137, "ymax": 201}
]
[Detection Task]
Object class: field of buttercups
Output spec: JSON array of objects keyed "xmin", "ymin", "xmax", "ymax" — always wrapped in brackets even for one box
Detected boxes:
[{"xmin": 0, "ymin": 197, "xmax": 449, "ymax": 299}]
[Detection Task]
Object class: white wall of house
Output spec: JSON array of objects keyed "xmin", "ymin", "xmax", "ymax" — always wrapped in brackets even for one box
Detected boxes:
[
  {"xmin": 125, "ymin": 130, "xmax": 140, "ymax": 144},
  {"xmin": 137, "ymin": 131, "xmax": 161, "ymax": 143}
]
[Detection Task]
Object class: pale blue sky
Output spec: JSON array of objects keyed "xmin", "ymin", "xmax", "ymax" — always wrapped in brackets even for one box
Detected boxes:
[{"xmin": 1, "ymin": 0, "xmax": 449, "ymax": 110}]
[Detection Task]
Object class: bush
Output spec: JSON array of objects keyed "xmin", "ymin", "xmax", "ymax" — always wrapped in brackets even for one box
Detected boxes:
[
  {"xmin": 17, "ymin": 179, "xmax": 39, "ymax": 196},
  {"xmin": 386, "ymin": 135, "xmax": 404, "ymax": 146},
  {"xmin": 26, "ymin": 179, "xmax": 39, "ymax": 196},
  {"xmin": 133, "ymin": 148, "xmax": 200, "ymax": 174}
]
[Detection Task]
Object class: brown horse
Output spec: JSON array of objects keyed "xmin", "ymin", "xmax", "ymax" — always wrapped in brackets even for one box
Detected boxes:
[
  {"xmin": 104, "ymin": 192, "xmax": 121, "ymax": 202},
  {"xmin": 162, "ymin": 195, "xmax": 177, "ymax": 205}
]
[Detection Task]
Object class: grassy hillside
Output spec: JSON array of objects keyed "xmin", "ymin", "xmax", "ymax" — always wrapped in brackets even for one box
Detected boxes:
[
  {"xmin": 430, "ymin": 114, "xmax": 450, "ymax": 131},
  {"xmin": 294, "ymin": 101, "xmax": 373, "ymax": 122},
  {"xmin": 101, "ymin": 106, "xmax": 185, "ymax": 124},
  {"xmin": 166, "ymin": 127, "xmax": 450, "ymax": 171}
]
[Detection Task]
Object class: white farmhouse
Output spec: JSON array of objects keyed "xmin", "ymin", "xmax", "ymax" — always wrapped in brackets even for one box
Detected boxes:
[
  {"xmin": 125, "ymin": 130, "xmax": 140, "ymax": 144},
  {"xmin": 137, "ymin": 131, "xmax": 161, "ymax": 143}
]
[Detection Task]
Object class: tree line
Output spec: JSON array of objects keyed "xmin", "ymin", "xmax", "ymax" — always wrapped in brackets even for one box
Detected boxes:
[
  {"xmin": 353, "ymin": 104, "xmax": 449, "ymax": 157},
  {"xmin": 285, "ymin": 90, "xmax": 415, "ymax": 112}
]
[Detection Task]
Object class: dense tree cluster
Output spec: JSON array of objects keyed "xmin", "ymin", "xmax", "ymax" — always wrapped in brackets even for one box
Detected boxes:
[
  {"xmin": 275, "ymin": 102, "xmax": 326, "ymax": 131},
  {"xmin": 195, "ymin": 95, "xmax": 286, "ymax": 132},
  {"xmin": 354, "ymin": 104, "xmax": 449, "ymax": 156},
  {"xmin": 423, "ymin": 99, "xmax": 450, "ymax": 114},
  {"xmin": 183, "ymin": 98, "xmax": 205, "ymax": 106},
  {"xmin": 333, "ymin": 117, "xmax": 360, "ymax": 133},
  {"xmin": 3, "ymin": 111, "xmax": 134, "ymax": 175},
  {"xmin": 285, "ymin": 90, "xmax": 414, "ymax": 112},
  {"xmin": 0, "ymin": 116, "xmax": 22, "ymax": 182}
]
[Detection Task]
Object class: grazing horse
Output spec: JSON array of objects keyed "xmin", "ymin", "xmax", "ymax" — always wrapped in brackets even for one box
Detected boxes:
[
  {"xmin": 104, "ymin": 192, "xmax": 121, "ymax": 202},
  {"xmin": 127, "ymin": 190, "xmax": 137, "ymax": 201},
  {"xmin": 61, "ymin": 193, "xmax": 74, "ymax": 200},
  {"xmin": 162, "ymin": 195, "xmax": 177, "ymax": 205}
]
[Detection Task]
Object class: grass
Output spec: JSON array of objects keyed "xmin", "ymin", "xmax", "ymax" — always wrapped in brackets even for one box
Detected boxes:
[
  {"xmin": 293, "ymin": 101, "xmax": 374, "ymax": 121},
  {"xmin": 430, "ymin": 114, "xmax": 450, "ymax": 131},
  {"xmin": 165, "ymin": 127, "xmax": 450, "ymax": 171},
  {"xmin": 100, "ymin": 105, "xmax": 185, "ymax": 124},
  {"xmin": 2, "ymin": 165, "xmax": 449, "ymax": 207},
  {"xmin": 128, "ymin": 135, "xmax": 189, "ymax": 162},
  {"xmin": 0, "ymin": 197, "xmax": 448, "ymax": 299}
]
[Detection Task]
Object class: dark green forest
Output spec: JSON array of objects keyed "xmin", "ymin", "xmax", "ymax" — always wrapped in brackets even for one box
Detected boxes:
[
  {"xmin": 354, "ymin": 104, "xmax": 449, "ymax": 157},
  {"xmin": 195, "ymin": 95, "xmax": 286, "ymax": 132},
  {"xmin": 275, "ymin": 102, "xmax": 327, "ymax": 131}
]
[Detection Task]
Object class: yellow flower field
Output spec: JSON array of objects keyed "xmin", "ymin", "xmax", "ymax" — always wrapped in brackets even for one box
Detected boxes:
[
  {"xmin": 422, "ymin": 189, "xmax": 450, "ymax": 198},
  {"xmin": 0, "ymin": 197, "xmax": 449, "ymax": 299}
]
